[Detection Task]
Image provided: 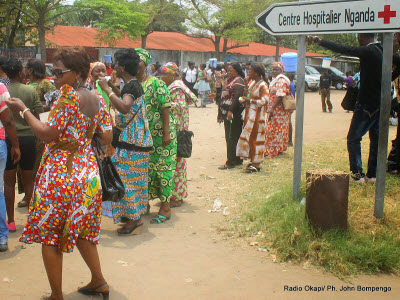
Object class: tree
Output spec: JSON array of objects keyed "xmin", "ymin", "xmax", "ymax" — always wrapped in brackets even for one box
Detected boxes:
[
  {"xmin": 75, "ymin": 0, "xmax": 148, "ymax": 47},
  {"xmin": 0, "ymin": 0, "xmax": 78, "ymax": 62},
  {"xmin": 183, "ymin": 0, "xmax": 259, "ymax": 60},
  {"xmin": 134, "ymin": 0, "xmax": 186, "ymax": 48}
]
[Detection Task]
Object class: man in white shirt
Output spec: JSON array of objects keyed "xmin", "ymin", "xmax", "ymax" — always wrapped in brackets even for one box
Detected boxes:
[{"xmin": 182, "ymin": 62, "xmax": 197, "ymax": 95}]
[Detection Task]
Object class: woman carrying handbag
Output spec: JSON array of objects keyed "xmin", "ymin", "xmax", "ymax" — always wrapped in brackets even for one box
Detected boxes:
[{"xmin": 98, "ymin": 49, "xmax": 153, "ymax": 236}]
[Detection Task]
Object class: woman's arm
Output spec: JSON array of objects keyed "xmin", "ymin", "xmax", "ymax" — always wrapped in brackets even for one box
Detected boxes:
[
  {"xmin": 97, "ymin": 131, "xmax": 112, "ymax": 146},
  {"xmin": 102, "ymin": 87, "xmax": 133, "ymax": 115},
  {"xmin": 162, "ymin": 107, "xmax": 171, "ymax": 147},
  {"xmin": 0, "ymin": 108, "xmax": 20, "ymax": 163}
]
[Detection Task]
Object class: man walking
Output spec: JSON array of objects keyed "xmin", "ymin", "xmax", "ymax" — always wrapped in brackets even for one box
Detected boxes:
[
  {"xmin": 319, "ymin": 68, "xmax": 333, "ymax": 113},
  {"xmin": 182, "ymin": 61, "xmax": 198, "ymax": 95},
  {"xmin": 308, "ymin": 33, "xmax": 383, "ymax": 183}
]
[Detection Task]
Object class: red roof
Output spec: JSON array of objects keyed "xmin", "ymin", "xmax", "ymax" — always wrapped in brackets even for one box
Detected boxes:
[{"xmin": 46, "ymin": 25, "xmax": 324, "ymax": 57}]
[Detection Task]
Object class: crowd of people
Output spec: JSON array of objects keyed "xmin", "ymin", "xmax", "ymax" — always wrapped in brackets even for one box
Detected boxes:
[{"xmin": 0, "ymin": 31, "xmax": 399, "ymax": 299}]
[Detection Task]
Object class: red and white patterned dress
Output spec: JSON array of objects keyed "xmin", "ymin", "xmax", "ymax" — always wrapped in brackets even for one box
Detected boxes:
[
  {"xmin": 168, "ymin": 80, "xmax": 197, "ymax": 202},
  {"xmin": 20, "ymin": 85, "xmax": 112, "ymax": 253},
  {"xmin": 265, "ymin": 75, "xmax": 290, "ymax": 157}
]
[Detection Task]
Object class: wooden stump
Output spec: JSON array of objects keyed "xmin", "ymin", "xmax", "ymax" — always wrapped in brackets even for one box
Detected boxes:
[{"xmin": 305, "ymin": 171, "xmax": 349, "ymax": 231}]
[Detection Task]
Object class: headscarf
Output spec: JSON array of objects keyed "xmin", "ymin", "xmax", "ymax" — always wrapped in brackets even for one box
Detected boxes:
[
  {"xmin": 88, "ymin": 61, "xmax": 105, "ymax": 87},
  {"xmin": 135, "ymin": 48, "xmax": 151, "ymax": 65},
  {"xmin": 161, "ymin": 62, "xmax": 180, "ymax": 76},
  {"xmin": 272, "ymin": 62, "xmax": 285, "ymax": 72}
]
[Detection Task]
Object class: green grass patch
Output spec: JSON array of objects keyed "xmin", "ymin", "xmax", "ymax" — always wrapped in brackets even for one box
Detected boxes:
[{"xmin": 229, "ymin": 139, "xmax": 400, "ymax": 278}]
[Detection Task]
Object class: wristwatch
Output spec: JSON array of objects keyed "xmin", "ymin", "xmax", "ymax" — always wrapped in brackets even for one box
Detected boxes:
[{"xmin": 20, "ymin": 108, "xmax": 30, "ymax": 119}]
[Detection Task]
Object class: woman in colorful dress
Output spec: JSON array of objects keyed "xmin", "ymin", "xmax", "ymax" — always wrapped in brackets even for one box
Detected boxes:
[
  {"xmin": 99, "ymin": 49, "xmax": 153, "ymax": 235},
  {"xmin": 196, "ymin": 63, "xmax": 211, "ymax": 107},
  {"xmin": 265, "ymin": 62, "xmax": 291, "ymax": 158},
  {"xmin": 237, "ymin": 63, "xmax": 269, "ymax": 172},
  {"xmin": 6, "ymin": 47, "xmax": 112, "ymax": 300},
  {"xmin": 135, "ymin": 48, "xmax": 177, "ymax": 223},
  {"xmin": 218, "ymin": 62, "xmax": 245, "ymax": 169},
  {"xmin": 160, "ymin": 62, "xmax": 197, "ymax": 207}
]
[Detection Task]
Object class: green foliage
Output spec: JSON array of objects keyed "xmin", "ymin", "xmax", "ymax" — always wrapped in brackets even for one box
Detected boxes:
[
  {"xmin": 75, "ymin": 0, "xmax": 148, "ymax": 47},
  {"xmin": 184, "ymin": 0, "xmax": 260, "ymax": 54},
  {"xmin": 136, "ymin": 0, "xmax": 186, "ymax": 34}
]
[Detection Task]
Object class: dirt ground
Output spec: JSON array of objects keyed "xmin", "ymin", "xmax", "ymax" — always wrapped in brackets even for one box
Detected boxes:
[{"xmin": 1, "ymin": 90, "xmax": 399, "ymax": 300}]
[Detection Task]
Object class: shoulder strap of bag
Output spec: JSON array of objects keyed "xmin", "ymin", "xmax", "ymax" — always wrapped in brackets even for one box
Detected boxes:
[{"xmin": 122, "ymin": 100, "xmax": 141, "ymax": 128}]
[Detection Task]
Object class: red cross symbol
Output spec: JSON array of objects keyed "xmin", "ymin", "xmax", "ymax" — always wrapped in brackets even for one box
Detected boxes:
[{"xmin": 378, "ymin": 5, "xmax": 397, "ymax": 24}]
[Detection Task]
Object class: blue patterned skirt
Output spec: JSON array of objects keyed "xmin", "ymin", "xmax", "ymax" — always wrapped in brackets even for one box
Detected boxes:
[{"xmin": 102, "ymin": 149, "xmax": 149, "ymax": 223}]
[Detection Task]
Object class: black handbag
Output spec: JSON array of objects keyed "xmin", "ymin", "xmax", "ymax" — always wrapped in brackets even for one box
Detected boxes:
[
  {"xmin": 177, "ymin": 130, "xmax": 194, "ymax": 158},
  {"xmin": 93, "ymin": 135, "xmax": 125, "ymax": 202},
  {"xmin": 341, "ymin": 86, "xmax": 359, "ymax": 111},
  {"xmin": 112, "ymin": 108, "xmax": 140, "ymax": 148}
]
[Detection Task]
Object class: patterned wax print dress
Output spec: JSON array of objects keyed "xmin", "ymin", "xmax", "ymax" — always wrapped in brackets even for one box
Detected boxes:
[
  {"xmin": 142, "ymin": 77, "xmax": 177, "ymax": 203},
  {"xmin": 265, "ymin": 75, "xmax": 291, "ymax": 157},
  {"xmin": 168, "ymin": 80, "xmax": 197, "ymax": 202},
  {"xmin": 19, "ymin": 85, "xmax": 112, "ymax": 253},
  {"xmin": 102, "ymin": 80, "xmax": 153, "ymax": 223},
  {"xmin": 237, "ymin": 80, "xmax": 269, "ymax": 164}
]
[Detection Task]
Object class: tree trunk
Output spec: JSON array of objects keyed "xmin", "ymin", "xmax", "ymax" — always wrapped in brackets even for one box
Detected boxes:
[
  {"xmin": 37, "ymin": 7, "xmax": 47, "ymax": 62},
  {"xmin": 141, "ymin": 34, "xmax": 148, "ymax": 49},
  {"xmin": 214, "ymin": 36, "xmax": 221, "ymax": 61},
  {"xmin": 7, "ymin": 8, "xmax": 22, "ymax": 48},
  {"xmin": 275, "ymin": 36, "xmax": 281, "ymax": 62}
]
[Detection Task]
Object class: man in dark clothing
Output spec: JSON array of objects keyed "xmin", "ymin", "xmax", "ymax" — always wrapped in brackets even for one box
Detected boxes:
[
  {"xmin": 387, "ymin": 32, "xmax": 400, "ymax": 174},
  {"xmin": 319, "ymin": 68, "xmax": 333, "ymax": 112},
  {"xmin": 308, "ymin": 33, "xmax": 383, "ymax": 183}
]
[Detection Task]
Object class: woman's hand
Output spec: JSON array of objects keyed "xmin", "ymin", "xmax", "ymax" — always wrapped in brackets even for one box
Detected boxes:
[
  {"xmin": 268, "ymin": 111, "xmax": 274, "ymax": 122},
  {"xmin": 5, "ymin": 98, "xmax": 26, "ymax": 113},
  {"xmin": 162, "ymin": 132, "xmax": 171, "ymax": 147},
  {"xmin": 98, "ymin": 77, "xmax": 110, "ymax": 92},
  {"xmin": 227, "ymin": 111, "xmax": 233, "ymax": 121}
]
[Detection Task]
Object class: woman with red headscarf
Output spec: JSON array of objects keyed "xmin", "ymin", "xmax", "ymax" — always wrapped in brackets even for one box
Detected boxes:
[{"xmin": 265, "ymin": 62, "xmax": 291, "ymax": 158}]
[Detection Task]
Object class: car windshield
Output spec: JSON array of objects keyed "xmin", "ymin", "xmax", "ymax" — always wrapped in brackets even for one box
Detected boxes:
[
  {"xmin": 330, "ymin": 67, "xmax": 344, "ymax": 76},
  {"xmin": 306, "ymin": 66, "xmax": 320, "ymax": 75}
]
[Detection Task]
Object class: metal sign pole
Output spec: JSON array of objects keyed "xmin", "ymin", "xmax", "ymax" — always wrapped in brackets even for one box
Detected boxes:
[
  {"xmin": 293, "ymin": 35, "xmax": 306, "ymax": 200},
  {"xmin": 374, "ymin": 32, "xmax": 394, "ymax": 219}
]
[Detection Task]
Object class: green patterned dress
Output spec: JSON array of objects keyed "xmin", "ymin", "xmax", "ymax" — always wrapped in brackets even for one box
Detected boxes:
[{"xmin": 142, "ymin": 77, "xmax": 177, "ymax": 203}]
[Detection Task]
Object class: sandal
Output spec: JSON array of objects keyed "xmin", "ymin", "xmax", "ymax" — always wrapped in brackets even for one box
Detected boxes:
[
  {"xmin": 150, "ymin": 214, "xmax": 171, "ymax": 224},
  {"xmin": 245, "ymin": 164, "xmax": 261, "ymax": 173},
  {"xmin": 117, "ymin": 221, "xmax": 143, "ymax": 236},
  {"xmin": 78, "ymin": 282, "xmax": 109, "ymax": 299},
  {"xmin": 218, "ymin": 164, "xmax": 235, "ymax": 170},
  {"xmin": 17, "ymin": 199, "xmax": 29, "ymax": 208}
]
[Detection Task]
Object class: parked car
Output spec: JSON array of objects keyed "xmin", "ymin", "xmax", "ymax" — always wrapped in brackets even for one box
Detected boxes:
[
  {"xmin": 307, "ymin": 64, "xmax": 346, "ymax": 90},
  {"xmin": 292, "ymin": 65, "xmax": 321, "ymax": 92}
]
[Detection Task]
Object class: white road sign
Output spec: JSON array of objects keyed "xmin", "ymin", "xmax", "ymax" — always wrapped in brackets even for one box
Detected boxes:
[{"xmin": 256, "ymin": 0, "xmax": 400, "ymax": 35}]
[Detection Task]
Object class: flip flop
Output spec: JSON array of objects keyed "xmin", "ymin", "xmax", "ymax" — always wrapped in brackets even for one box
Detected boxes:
[
  {"xmin": 150, "ymin": 214, "xmax": 171, "ymax": 224},
  {"xmin": 78, "ymin": 282, "xmax": 109, "ymax": 299},
  {"xmin": 117, "ymin": 222, "xmax": 143, "ymax": 236},
  {"xmin": 245, "ymin": 165, "xmax": 261, "ymax": 173}
]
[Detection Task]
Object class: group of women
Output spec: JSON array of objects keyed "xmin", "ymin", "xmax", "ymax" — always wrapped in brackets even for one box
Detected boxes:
[
  {"xmin": 3, "ymin": 47, "xmax": 197, "ymax": 300},
  {"xmin": 218, "ymin": 61, "xmax": 292, "ymax": 173}
]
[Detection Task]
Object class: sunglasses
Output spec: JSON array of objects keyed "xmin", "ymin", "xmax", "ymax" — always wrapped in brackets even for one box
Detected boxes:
[{"xmin": 52, "ymin": 69, "xmax": 71, "ymax": 78}]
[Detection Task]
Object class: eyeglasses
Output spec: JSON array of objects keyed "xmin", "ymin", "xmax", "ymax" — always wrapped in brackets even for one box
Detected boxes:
[{"xmin": 52, "ymin": 69, "xmax": 71, "ymax": 78}]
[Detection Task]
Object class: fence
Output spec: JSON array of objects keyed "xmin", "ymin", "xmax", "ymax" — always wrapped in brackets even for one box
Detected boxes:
[{"xmin": 0, "ymin": 48, "xmax": 36, "ymax": 65}]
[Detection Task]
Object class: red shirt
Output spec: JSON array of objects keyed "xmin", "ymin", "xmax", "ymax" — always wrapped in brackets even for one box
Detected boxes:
[{"xmin": 106, "ymin": 66, "xmax": 113, "ymax": 76}]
